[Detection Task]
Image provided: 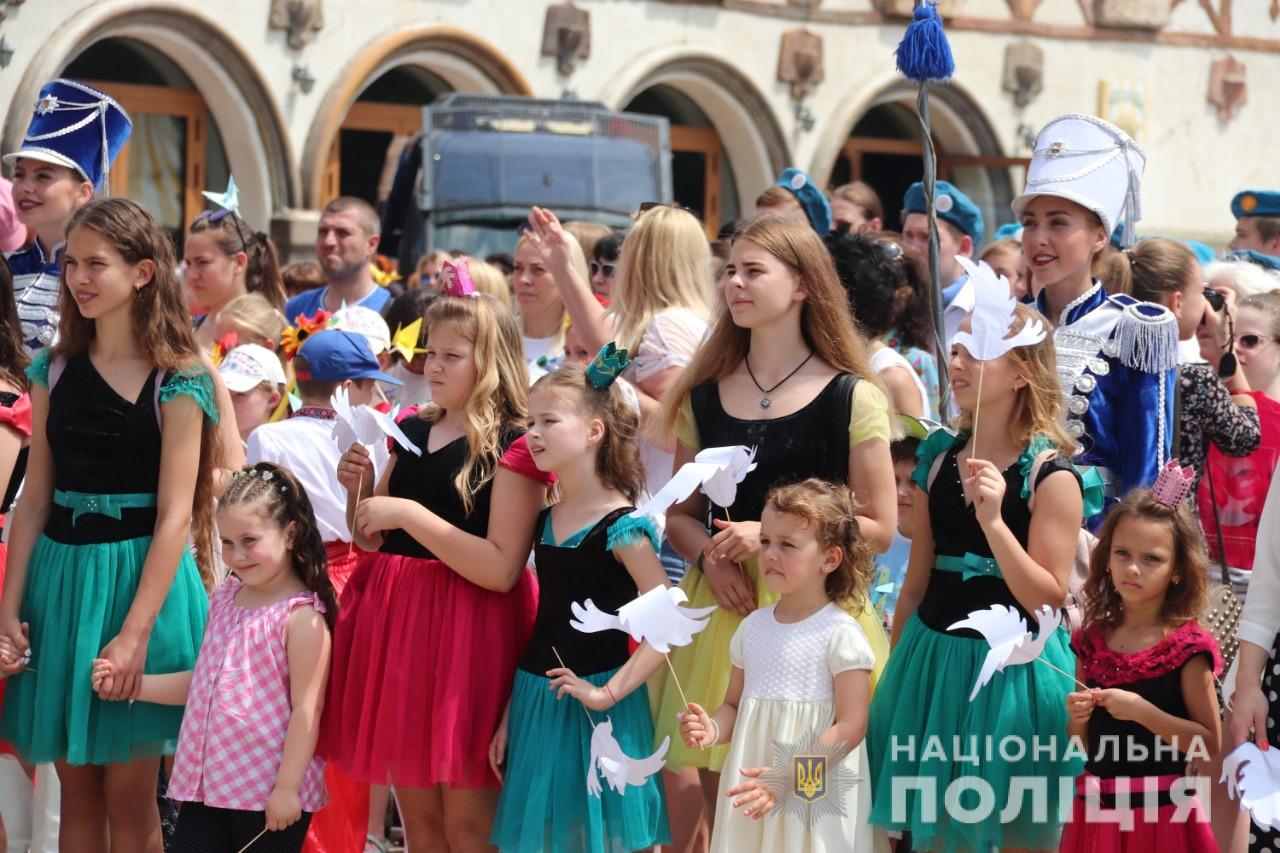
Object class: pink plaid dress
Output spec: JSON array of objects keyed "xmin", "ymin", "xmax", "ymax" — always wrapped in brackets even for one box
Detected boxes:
[{"xmin": 168, "ymin": 578, "xmax": 328, "ymax": 812}]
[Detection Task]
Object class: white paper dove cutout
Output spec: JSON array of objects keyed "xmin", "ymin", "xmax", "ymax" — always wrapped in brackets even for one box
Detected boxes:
[
  {"xmin": 586, "ymin": 718, "xmax": 670, "ymax": 797},
  {"xmin": 1223, "ymin": 741, "xmax": 1280, "ymax": 831},
  {"xmin": 570, "ymin": 586, "xmax": 717, "ymax": 654},
  {"xmin": 629, "ymin": 445, "xmax": 757, "ymax": 520},
  {"xmin": 951, "ymin": 255, "xmax": 1046, "ymax": 361},
  {"xmin": 948, "ymin": 604, "xmax": 1063, "ymax": 701},
  {"xmin": 330, "ymin": 387, "xmax": 421, "ymax": 456}
]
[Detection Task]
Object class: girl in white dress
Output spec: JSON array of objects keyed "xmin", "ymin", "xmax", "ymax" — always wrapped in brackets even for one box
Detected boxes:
[{"xmin": 680, "ymin": 478, "xmax": 888, "ymax": 853}]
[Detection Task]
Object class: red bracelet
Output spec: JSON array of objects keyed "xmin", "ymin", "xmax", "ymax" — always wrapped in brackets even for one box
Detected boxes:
[{"xmin": 605, "ymin": 683, "xmax": 618, "ymax": 707}]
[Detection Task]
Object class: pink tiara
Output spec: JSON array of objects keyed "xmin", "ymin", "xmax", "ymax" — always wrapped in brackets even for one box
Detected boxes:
[
  {"xmin": 1151, "ymin": 459, "xmax": 1196, "ymax": 509},
  {"xmin": 439, "ymin": 259, "xmax": 476, "ymax": 298}
]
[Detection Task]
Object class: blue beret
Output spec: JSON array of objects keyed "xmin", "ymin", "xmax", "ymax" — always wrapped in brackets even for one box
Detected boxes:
[
  {"xmin": 1225, "ymin": 249, "xmax": 1280, "ymax": 273},
  {"xmin": 902, "ymin": 180, "xmax": 984, "ymax": 246},
  {"xmin": 991, "ymin": 222, "xmax": 1022, "ymax": 241},
  {"xmin": 1231, "ymin": 190, "xmax": 1280, "ymax": 219},
  {"xmin": 1180, "ymin": 240, "xmax": 1217, "ymax": 267},
  {"xmin": 776, "ymin": 168, "xmax": 832, "ymax": 234}
]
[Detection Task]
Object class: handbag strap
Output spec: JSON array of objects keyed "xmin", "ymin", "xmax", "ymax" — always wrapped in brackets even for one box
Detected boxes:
[{"xmin": 1204, "ymin": 460, "xmax": 1233, "ymax": 588}]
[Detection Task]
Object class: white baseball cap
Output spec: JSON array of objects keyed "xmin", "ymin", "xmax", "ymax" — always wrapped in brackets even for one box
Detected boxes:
[
  {"xmin": 330, "ymin": 305, "xmax": 391, "ymax": 355},
  {"xmin": 220, "ymin": 343, "xmax": 287, "ymax": 393}
]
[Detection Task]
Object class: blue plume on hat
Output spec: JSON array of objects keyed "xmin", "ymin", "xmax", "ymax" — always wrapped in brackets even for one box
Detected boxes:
[
  {"xmin": 3, "ymin": 79, "xmax": 132, "ymax": 190},
  {"xmin": 895, "ymin": 2, "xmax": 955, "ymax": 83}
]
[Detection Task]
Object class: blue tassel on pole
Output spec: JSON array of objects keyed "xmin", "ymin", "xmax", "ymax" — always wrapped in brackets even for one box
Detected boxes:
[{"xmin": 895, "ymin": 2, "xmax": 955, "ymax": 83}]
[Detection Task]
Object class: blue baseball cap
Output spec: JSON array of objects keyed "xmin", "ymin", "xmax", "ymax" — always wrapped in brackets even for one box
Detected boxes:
[
  {"xmin": 903, "ymin": 180, "xmax": 984, "ymax": 247},
  {"xmin": 776, "ymin": 167, "xmax": 832, "ymax": 234},
  {"xmin": 296, "ymin": 330, "xmax": 402, "ymax": 385},
  {"xmin": 1232, "ymin": 190, "xmax": 1280, "ymax": 219}
]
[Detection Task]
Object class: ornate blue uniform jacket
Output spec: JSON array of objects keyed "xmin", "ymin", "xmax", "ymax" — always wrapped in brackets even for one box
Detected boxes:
[
  {"xmin": 6, "ymin": 239, "xmax": 61, "ymax": 354},
  {"xmin": 1036, "ymin": 282, "xmax": 1178, "ymax": 528}
]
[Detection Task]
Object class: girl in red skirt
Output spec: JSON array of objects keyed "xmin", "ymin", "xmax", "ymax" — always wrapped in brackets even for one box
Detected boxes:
[
  {"xmin": 323, "ymin": 265, "xmax": 550, "ymax": 851},
  {"xmin": 1062, "ymin": 472, "xmax": 1221, "ymax": 853}
]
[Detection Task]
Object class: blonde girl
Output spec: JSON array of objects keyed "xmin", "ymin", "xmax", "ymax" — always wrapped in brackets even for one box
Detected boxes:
[
  {"xmin": 513, "ymin": 213, "xmax": 591, "ymax": 377},
  {"xmin": 322, "ymin": 291, "xmax": 553, "ymax": 851},
  {"xmin": 867, "ymin": 304, "xmax": 1091, "ymax": 853}
]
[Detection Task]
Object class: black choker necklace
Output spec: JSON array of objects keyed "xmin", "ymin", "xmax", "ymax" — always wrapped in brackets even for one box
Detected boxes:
[{"xmin": 745, "ymin": 351, "xmax": 814, "ymax": 409}]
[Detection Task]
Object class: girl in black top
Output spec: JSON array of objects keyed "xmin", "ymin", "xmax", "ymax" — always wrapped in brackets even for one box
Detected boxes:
[
  {"xmin": 490, "ymin": 353, "xmax": 670, "ymax": 852},
  {"xmin": 1063, "ymin": 487, "xmax": 1221, "ymax": 852}
]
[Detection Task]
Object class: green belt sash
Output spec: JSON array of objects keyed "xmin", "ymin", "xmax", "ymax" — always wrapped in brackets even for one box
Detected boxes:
[
  {"xmin": 52, "ymin": 490, "xmax": 157, "ymax": 526},
  {"xmin": 935, "ymin": 553, "xmax": 1003, "ymax": 582}
]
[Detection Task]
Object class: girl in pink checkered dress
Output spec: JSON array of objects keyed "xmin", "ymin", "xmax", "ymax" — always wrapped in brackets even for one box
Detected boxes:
[{"xmin": 94, "ymin": 462, "xmax": 338, "ymax": 853}]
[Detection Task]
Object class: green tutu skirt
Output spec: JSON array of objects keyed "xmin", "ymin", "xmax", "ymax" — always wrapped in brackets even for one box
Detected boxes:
[
  {"xmin": 867, "ymin": 613, "xmax": 1082, "ymax": 853},
  {"xmin": 0, "ymin": 534, "xmax": 207, "ymax": 765},
  {"xmin": 492, "ymin": 667, "xmax": 670, "ymax": 852}
]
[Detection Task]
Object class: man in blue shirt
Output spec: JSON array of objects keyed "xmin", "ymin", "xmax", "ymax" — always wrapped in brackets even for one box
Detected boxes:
[{"xmin": 284, "ymin": 196, "xmax": 392, "ymax": 322}]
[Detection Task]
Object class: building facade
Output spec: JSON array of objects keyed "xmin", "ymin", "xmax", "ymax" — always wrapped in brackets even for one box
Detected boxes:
[{"xmin": 1, "ymin": 0, "xmax": 1277, "ymax": 258}]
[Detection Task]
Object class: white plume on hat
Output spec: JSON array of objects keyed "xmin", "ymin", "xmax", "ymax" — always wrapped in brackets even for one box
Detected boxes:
[{"xmin": 1011, "ymin": 114, "xmax": 1146, "ymax": 248}]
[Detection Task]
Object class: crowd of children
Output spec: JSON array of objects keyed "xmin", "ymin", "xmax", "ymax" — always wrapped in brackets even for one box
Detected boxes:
[{"xmin": 4, "ymin": 71, "xmax": 1280, "ymax": 853}]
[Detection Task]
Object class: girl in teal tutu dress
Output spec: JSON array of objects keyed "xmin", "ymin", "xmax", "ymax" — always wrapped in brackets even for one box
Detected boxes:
[
  {"xmin": 490, "ymin": 352, "xmax": 670, "ymax": 852},
  {"xmin": 0, "ymin": 199, "xmax": 233, "ymax": 851},
  {"xmin": 868, "ymin": 303, "xmax": 1098, "ymax": 853}
]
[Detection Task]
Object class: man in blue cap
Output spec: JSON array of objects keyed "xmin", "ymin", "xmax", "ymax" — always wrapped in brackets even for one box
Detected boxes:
[
  {"xmin": 755, "ymin": 167, "xmax": 832, "ymax": 234},
  {"xmin": 1229, "ymin": 190, "xmax": 1280, "ymax": 258},
  {"xmin": 901, "ymin": 180, "xmax": 985, "ymax": 347},
  {"xmin": 4, "ymin": 79, "xmax": 132, "ymax": 352}
]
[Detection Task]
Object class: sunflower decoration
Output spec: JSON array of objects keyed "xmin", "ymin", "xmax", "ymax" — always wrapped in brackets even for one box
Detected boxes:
[
  {"xmin": 280, "ymin": 309, "xmax": 332, "ymax": 361},
  {"xmin": 210, "ymin": 331, "xmax": 238, "ymax": 367},
  {"xmin": 371, "ymin": 254, "xmax": 402, "ymax": 287}
]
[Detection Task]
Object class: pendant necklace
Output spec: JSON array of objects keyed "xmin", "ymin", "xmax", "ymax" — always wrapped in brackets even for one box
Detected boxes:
[{"xmin": 745, "ymin": 350, "xmax": 814, "ymax": 409}]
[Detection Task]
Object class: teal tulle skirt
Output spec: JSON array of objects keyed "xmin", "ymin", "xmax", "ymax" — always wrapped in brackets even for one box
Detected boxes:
[
  {"xmin": 491, "ymin": 667, "xmax": 670, "ymax": 853},
  {"xmin": 867, "ymin": 613, "xmax": 1083, "ymax": 853},
  {"xmin": 0, "ymin": 534, "xmax": 207, "ymax": 765}
]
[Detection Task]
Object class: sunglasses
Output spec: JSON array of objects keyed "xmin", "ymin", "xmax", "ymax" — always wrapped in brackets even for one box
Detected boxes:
[
  {"xmin": 1235, "ymin": 333, "xmax": 1279, "ymax": 351},
  {"xmin": 638, "ymin": 201, "xmax": 702, "ymax": 220},
  {"xmin": 193, "ymin": 208, "xmax": 249, "ymax": 256},
  {"xmin": 590, "ymin": 261, "xmax": 616, "ymax": 279}
]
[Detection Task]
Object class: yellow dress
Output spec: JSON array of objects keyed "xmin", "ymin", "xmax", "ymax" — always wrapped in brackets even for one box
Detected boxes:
[{"xmin": 650, "ymin": 380, "xmax": 892, "ymax": 772}]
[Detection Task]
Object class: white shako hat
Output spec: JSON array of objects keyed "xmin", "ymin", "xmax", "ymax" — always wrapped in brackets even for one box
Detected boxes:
[{"xmin": 1011, "ymin": 113, "xmax": 1146, "ymax": 248}]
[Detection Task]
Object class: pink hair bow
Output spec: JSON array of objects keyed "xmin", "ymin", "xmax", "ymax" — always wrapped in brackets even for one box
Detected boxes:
[
  {"xmin": 439, "ymin": 259, "xmax": 476, "ymax": 298},
  {"xmin": 1151, "ymin": 458, "xmax": 1196, "ymax": 510}
]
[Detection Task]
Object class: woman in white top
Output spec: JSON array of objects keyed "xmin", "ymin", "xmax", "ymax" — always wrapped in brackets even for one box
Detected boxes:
[
  {"xmin": 526, "ymin": 205, "xmax": 711, "ymax": 495},
  {"xmin": 511, "ymin": 220, "xmax": 591, "ymax": 380},
  {"xmin": 826, "ymin": 232, "xmax": 931, "ymax": 419}
]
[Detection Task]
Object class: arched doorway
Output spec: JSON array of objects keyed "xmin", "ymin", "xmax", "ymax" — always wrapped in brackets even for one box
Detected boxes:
[
  {"xmin": 607, "ymin": 52, "xmax": 789, "ymax": 238},
  {"xmin": 322, "ymin": 66, "xmax": 452, "ymax": 207},
  {"xmin": 624, "ymin": 85, "xmax": 737, "ymax": 237},
  {"xmin": 62, "ymin": 38, "xmax": 229, "ymax": 244},
  {"xmin": 826, "ymin": 82, "xmax": 1025, "ymax": 241}
]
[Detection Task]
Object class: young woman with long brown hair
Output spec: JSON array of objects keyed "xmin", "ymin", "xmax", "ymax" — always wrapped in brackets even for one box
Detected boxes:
[
  {"xmin": 0, "ymin": 198, "xmax": 239, "ymax": 852},
  {"xmin": 648, "ymin": 215, "xmax": 896, "ymax": 846}
]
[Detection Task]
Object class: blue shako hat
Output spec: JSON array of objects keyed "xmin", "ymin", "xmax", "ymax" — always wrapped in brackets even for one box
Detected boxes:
[{"xmin": 3, "ymin": 79, "xmax": 133, "ymax": 191}]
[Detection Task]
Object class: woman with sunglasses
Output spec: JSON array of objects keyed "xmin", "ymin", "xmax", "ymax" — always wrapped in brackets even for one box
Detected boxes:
[
  {"xmin": 185, "ymin": 208, "xmax": 287, "ymax": 350},
  {"xmin": 590, "ymin": 231, "xmax": 624, "ymax": 300},
  {"xmin": 1120, "ymin": 237, "xmax": 1259, "ymax": 488},
  {"xmin": 1198, "ymin": 290, "xmax": 1280, "ymax": 598}
]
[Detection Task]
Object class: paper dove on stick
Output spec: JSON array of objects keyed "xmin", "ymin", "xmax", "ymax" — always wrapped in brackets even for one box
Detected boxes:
[
  {"xmin": 330, "ymin": 387, "xmax": 421, "ymax": 456},
  {"xmin": 570, "ymin": 586, "xmax": 716, "ymax": 654},
  {"xmin": 1223, "ymin": 741, "xmax": 1280, "ymax": 832},
  {"xmin": 948, "ymin": 604, "xmax": 1063, "ymax": 701},
  {"xmin": 629, "ymin": 445, "xmax": 757, "ymax": 520},
  {"xmin": 951, "ymin": 255, "xmax": 1046, "ymax": 361},
  {"xmin": 586, "ymin": 718, "xmax": 670, "ymax": 797}
]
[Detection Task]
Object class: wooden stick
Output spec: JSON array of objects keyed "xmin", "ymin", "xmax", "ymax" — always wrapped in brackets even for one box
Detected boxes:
[
  {"xmin": 348, "ymin": 470, "xmax": 363, "ymax": 558},
  {"xmin": 665, "ymin": 654, "xmax": 691, "ymax": 711},
  {"xmin": 236, "ymin": 826, "xmax": 269, "ymax": 853},
  {"xmin": 1036, "ymin": 656, "xmax": 1090, "ymax": 691},
  {"xmin": 971, "ymin": 361, "xmax": 986, "ymax": 460},
  {"xmin": 723, "ymin": 505, "xmax": 751, "ymax": 588},
  {"xmin": 552, "ymin": 646, "xmax": 595, "ymax": 727}
]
